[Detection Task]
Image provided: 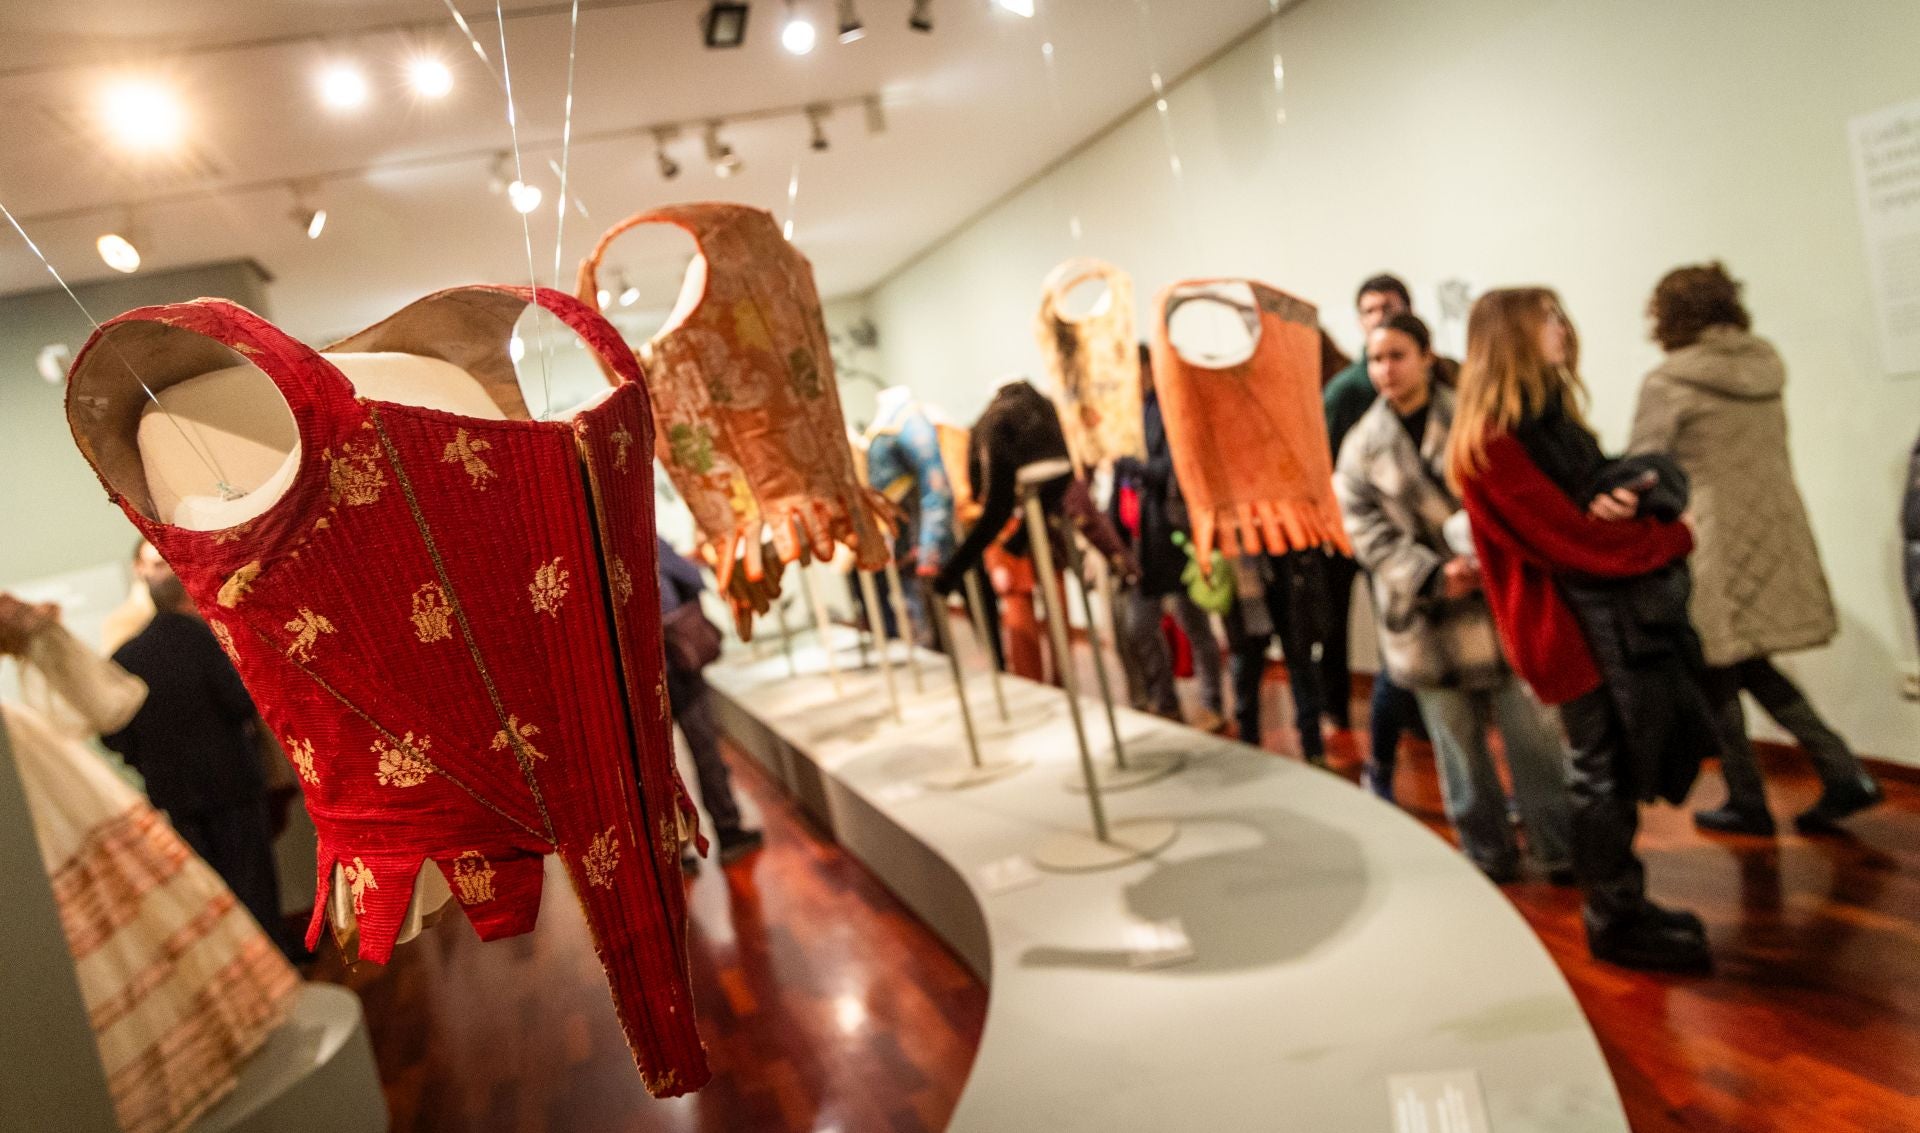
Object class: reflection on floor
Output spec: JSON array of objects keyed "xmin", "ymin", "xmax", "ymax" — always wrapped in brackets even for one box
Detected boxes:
[{"xmin": 314, "ymin": 658, "xmax": 1920, "ymax": 1133}]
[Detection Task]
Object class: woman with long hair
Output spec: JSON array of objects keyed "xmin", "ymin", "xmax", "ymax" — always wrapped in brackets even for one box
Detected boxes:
[
  {"xmin": 1334, "ymin": 313, "xmax": 1573, "ymax": 881},
  {"xmin": 1629, "ymin": 263, "xmax": 1881, "ymax": 835},
  {"xmin": 1447, "ymin": 288, "xmax": 1715, "ymax": 973}
]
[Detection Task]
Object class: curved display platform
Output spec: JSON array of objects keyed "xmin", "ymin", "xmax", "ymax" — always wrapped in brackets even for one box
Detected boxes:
[{"xmin": 707, "ymin": 634, "xmax": 1629, "ymax": 1133}]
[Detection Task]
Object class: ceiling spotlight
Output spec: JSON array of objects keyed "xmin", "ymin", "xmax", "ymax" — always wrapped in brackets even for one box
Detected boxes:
[
  {"xmin": 702, "ymin": 2, "xmax": 750, "ymax": 48},
  {"xmin": 318, "ymin": 63, "xmax": 369, "ymax": 110},
  {"xmin": 619, "ymin": 280, "xmax": 641, "ymax": 307},
  {"xmin": 863, "ymin": 94, "xmax": 887, "ymax": 135},
  {"xmin": 96, "ymin": 231, "xmax": 141, "ymax": 274},
  {"xmin": 289, "ymin": 183, "xmax": 327, "ymax": 239},
  {"xmin": 36, "ymin": 344, "xmax": 73, "ymax": 385},
  {"xmin": 995, "ymin": 0, "xmax": 1034, "ymax": 15},
  {"xmin": 508, "ymin": 179, "xmax": 543, "ymax": 213},
  {"xmin": 836, "ymin": 0, "xmax": 864, "ymax": 42},
  {"xmin": 597, "ymin": 288, "xmax": 612, "ymax": 308},
  {"xmin": 98, "ymin": 78, "xmax": 185, "ymax": 153},
  {"xmin": 781, "ymin": 2, "xmax": 817, "ymax": 54},
  {"xmin": 652, "ymin": 127, "xmax": 682, "ymax": 180},
  {"xmin": 704, "ymin": 121, "xmax": 743, "ymax": 178},
  {"xmin": 908, "ymin": 0, "xmax": 932, "ymax": 33},
  {"xmin": 806, "ymin": 105, "xmax": 830, "ymax": 152},
  {"xmin": 408, "ymin": 56, "xmax": 454, "ymax": 98}
]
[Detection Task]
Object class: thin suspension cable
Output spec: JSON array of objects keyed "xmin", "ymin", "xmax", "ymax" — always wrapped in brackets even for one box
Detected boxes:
[
  {"xmin": 1, "ymin": 199, "xmax": 238, "ymax": 499},
  {"xmin": 545, "ymin": 0, "xmax": 583, "ymax": 418}
]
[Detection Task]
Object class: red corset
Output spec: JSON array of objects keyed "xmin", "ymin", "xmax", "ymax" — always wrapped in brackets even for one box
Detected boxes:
[{"xmin": 67, "ymin": 286, "xmax": 708, "ymax": 1097}]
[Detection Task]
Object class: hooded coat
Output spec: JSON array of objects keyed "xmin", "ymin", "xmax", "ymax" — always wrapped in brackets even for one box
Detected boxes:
[{"xmin": 1627, "ymin": 326, "xmax": 1837, "ymax": 667}]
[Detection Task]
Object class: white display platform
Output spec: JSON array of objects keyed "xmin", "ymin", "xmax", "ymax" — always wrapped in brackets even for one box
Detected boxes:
[{"xmin": 707, "ymin": 632, "xmax": 1630, "ymax": 1133}]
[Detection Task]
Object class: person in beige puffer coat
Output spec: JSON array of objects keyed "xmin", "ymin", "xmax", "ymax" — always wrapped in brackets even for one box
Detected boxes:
[{"xmin": 1628, "ymin": 262, "xmax": 1881, "ymax": 836}]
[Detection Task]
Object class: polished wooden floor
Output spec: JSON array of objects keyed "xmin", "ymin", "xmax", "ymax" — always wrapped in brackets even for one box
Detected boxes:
[{"xmin": 315, "ymin": 661, "xmax": 1920, "ymax": 1133}]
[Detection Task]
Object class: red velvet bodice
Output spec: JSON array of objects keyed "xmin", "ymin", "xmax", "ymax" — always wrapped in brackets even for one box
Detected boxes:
[{"xmin": 67, "ymin": 286, "xmax": 709, "ymax": 1096}]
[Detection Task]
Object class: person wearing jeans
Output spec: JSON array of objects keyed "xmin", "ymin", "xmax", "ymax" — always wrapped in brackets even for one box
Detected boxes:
[
  {"xmin": 657, "ymin": 538, "xmax": 763, "ymax": 870},
  {"xmin": 1335, "ymin": 314, "xmax": 1573, "ymax": 878}
]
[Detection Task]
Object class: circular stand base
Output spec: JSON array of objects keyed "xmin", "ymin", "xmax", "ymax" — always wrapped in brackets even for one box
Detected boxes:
[
  {"xmin": 1033, "ymin": 819, "xmax": 1179, "ymax": 873},
  {"xmin": 924, "ymin": 758, "xmax": 1030, "ymax": 791},
  {"xmin": 1063, "ymin": 751, "xmax": 1187, "ymax": 794}
]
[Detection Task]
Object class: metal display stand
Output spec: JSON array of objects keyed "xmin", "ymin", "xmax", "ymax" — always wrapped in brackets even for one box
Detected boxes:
[
  {"xmin": 1017, "ymin": 469, "xmax": 1177, "ymax": 872},
  {"xmin": 918, "ymin": 579, "xmax": 1027, "ymax": 790},
  {"xmin": 1057, "ymin": 525, "xmax": 1185, "ymax": 793},
  {"xmin": 798, "ymin": 564, "xmax": 844, "ymax": 694},
  {"xmin": 882, "ymin": 557, "xmax": 926, "ymax": 693},
  {"xmin": 856, "ymin": 569, "xmax": 903, "ymax": 723}
]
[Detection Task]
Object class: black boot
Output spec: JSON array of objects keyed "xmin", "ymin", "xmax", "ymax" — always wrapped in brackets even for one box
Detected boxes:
[
  {"xmin": 1638, "ymin": 898, "xmax": 1705, "ymax": 943},
  {"xmin": 1794, "ymin": 777, "xmax": 1884, "ymax": 833},
  {"xmin": 1585, "ymin": 906, "xmax": 1712, "ymax": 974},
  {"xmin": 1693, "ymin": 804, "xmax": 1776, "ymax": 837}
]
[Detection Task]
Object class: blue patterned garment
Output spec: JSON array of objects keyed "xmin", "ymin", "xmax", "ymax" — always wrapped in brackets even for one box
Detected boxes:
[{"xmin": 864, "ymin": 400, "xmax": 956, "ymax": 571}]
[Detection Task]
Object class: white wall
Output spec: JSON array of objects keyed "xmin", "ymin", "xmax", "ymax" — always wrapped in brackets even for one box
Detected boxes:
[{"xmin": 864, "ymin": 0, "xmax": 1920, "ymax": 765}]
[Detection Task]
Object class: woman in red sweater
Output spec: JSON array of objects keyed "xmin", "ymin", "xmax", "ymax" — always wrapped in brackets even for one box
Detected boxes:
[{"xmin": 1447, "ymin": 288, "xmax": 1714, "ymax": 974}]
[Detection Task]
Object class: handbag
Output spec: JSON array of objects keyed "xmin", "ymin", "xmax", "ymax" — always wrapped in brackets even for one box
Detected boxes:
[{"xmin": 662, "ymin": 601, "xmax": 724, "ymax": 672}]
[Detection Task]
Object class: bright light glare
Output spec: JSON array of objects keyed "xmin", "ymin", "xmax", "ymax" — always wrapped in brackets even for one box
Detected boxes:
[
  {"xmin": 996, "ymin": 0, "xmax": 1035, "ymax": 16},
  {"xmin": 509, "ymin": 334, "xmax": 526, "ymax": 363},
  {"xmin": 508, "ymin": 180, "xmax": 543, "ymax": 214},
  {"xmin": 781, "ymin": 17, "xmax": 818, "ymax": 55},
  {"xmin": 306, "ymin": 209, "xmax": 328, "ymax": 239},
  {"xmin": 99, "ymin": 79, "xmax": 185, "ymax": 152},
  {"xmin": 318, "ymin": 64, "xmax": 369, "ymax": 110},
  {"xmin": 97, "ymin": 232, "xmax": 141, "ymax": 273},
  {"xmin": 408, "ymin": 57, "xmax": 454, "ymax": 98},
  {"xmin": 619, "ymin": 286, "xmax": 640, "ymax": 307}
]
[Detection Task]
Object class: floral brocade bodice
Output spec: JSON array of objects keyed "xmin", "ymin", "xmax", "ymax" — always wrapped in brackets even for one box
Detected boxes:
[{"xmin": 66, "ymin": 286, "xmax": 708, "ymax": 1097}]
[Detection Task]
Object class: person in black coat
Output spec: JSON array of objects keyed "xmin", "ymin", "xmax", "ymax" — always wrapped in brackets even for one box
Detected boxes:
[
  {"xmin": 105, "ymin": 542, "xmax": 285, "ymax": 950},
  {"xmin": 1108, "ymin": 346, "xmax": 1225, "ymax": 729},
  {"xmin": 657, "ymin": 537, "xmax": 762, "ymax": 869}
]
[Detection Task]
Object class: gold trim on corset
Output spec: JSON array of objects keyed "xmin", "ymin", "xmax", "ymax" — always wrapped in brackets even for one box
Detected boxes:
[
  {"xmin": 327, "ymin": 442, "xmax": 387, "ymax": 507},
  {"xmin": 286, "ymin": 737, "xmax": 319, "ymax": 785},
  {"xmin": 342, "ymin": 857, "xmax": 377, "ymax": 916}
]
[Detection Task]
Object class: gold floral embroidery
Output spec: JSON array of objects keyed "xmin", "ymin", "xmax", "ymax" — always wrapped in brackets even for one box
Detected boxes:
[
  {"xmin": 284, "ymin": 608, "xmax": 335, "ymax": 662},
  {"xmin": 218, "ymin": 561, "xmax": 262, "ymax": 608},
  {"xmin": 286, "ymin": 737, "xmax": 318, "ymax": 786},
  {"xmin": 327, "ymin": 441, "xmax": 386, "ymax": 507},
  {"xmin": 231, "ymin": 340, "xmax": 264, "ymax": 358},
  {"xmin": 643, "ymin": 1068, "xmax": 683, "ymax": 1095},
  {"xmin": 610, "ymin": 424, "xmax": 635, "ymax": 472},
  {"xmin": 656, "ymin": 675, "xmax": 670, "ymax": 721},
  {"xmin": 582, "ymin": 827, "xmax": 620, "ymax": 888},
  {"xmin": 373, "ymin": 731, "xmax": 433, "ymax": 788},
  {"xmin": 210, "ymin": 620, "xmax": 238, "ymax": 662},
  {"xmin": 212, "ymin": 521, "xmax": 253, "ymax": 546},
  {"xmin": 530, "ymin": 558, "xmax": 570, "ymax": 615},
  {"xmin": 410, "ymin": 583, "xmax": 453, "ymax": 643},
  {"xmin": 610, "ymin": 557, "xmax": 634, "ymax": 606},
  {"xmin": 451, "ymin": 851, "xmax": 497, "ymax": 905},
  {"xmin": 658, "ymin": 813, "xmax": 679, "ymax": 856},
  {"xmin": 442, "ymin": 429, "xmax": 497, "ymax": 489},
  {"xmin": 342, "ymin": 857, "xmax": 377, "ymax": 916},
  {"xmin": 490, "ymin": 715, "xmax": 546, "ymax": 762}
]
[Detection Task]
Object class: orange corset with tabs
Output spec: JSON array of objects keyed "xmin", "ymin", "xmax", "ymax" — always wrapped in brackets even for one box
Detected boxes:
[{"xmin": 66, "ymin": 286, "xmax": 708, "ymax": 1097}]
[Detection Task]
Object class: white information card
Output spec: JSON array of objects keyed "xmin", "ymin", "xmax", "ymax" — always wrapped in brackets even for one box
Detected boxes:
[
  {"xmin": 1850, "ymin": 96, "xmax": 1920, "ymax": 377},
  {"xmin": 1389, "ymin": 1069, "xmax": 1493, "ymax": 1133}
]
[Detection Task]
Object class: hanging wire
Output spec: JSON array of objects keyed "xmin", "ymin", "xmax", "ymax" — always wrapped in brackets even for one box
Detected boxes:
[
  {"xmin": 1134, "ymin": 0, "xmax": 1186, "ymax": 190},
  {"xmin": 545, "ymin": 0, "xmax": 583, "ymax": 415},
  {"xmin": 1266, "ymin": 0, "xmax": 1288, "ymax": 125},
  {"xmin": 1, "ymin": 199, "xmax": 240, "ymax": 501},
  {"xmin": 440, "ymin": 0, "xmax": 554, "ymax": 416},
  {"xmin": 1030, "ymin": 2, "xmax": 1082, "ymax": 244}
]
